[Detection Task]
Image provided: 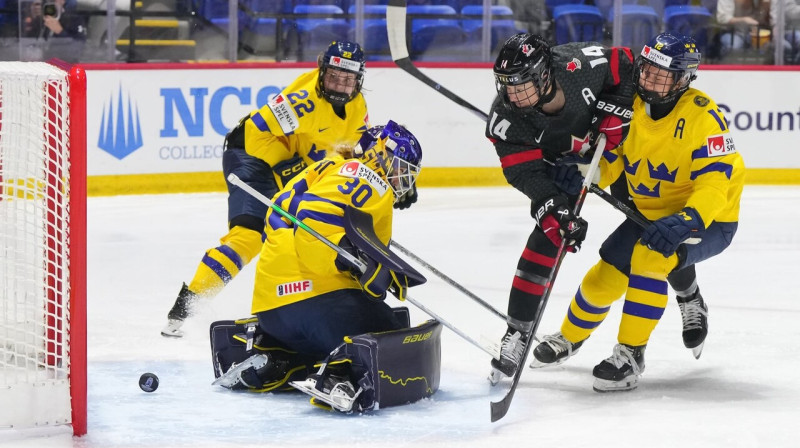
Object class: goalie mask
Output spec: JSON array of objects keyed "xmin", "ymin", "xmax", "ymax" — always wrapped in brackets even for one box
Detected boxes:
[
  {"xmin": 353, "ymin": 121, "xmax": 422, "ymax": 202},
  {"xmin": 317, "ymin": 41, "xmax": 366, "ymax": 107},
  {"xmin": 634, "ymin": 33, "xmax": 701, "ymax": 104},
  {"xmin": 493, "ymin": 33, "xmax": 555, "ymax": 113}
]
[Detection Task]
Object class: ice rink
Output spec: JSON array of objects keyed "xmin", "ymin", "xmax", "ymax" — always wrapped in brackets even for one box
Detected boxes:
[{"xmin": 3, "ymin": 185, "xmax": 798, "ymax": 448}]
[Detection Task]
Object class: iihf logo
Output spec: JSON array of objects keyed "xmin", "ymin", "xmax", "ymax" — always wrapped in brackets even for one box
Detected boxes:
[{"xmin": 97, "ymin": 86, "xmax": 143, "ymax": 160}]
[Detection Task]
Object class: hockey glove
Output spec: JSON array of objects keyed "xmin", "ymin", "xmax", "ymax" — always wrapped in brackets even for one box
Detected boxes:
[
  {"xmin": 640, "ymin": 207, "xmax": 705, "ymax": 257},
  {"xmin": 272, "ymin": 155, "xmax": 308, "ymax": 189},
  {"xmin": 548, "ymin": 160, "xmax": 584, "ymax": 196},
  {"xmin": 393, "ymin": 184, "xmax": 418, "ymax": 210},
  {"xmin": 532, "ymin": 195, "xmax": 588, "ymax": 252},
  {"xmin": 591, "ymin": 93, "xmax": 633, "ymax": 152},
  {"xmin": 335, "ymin": 237, "xmax": 409, "ymax": 301}
]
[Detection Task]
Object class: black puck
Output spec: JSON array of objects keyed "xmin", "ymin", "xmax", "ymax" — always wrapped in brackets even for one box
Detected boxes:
[{"xmin": 139, "ymin": 372, "xmax": 159, "ymax": 392}]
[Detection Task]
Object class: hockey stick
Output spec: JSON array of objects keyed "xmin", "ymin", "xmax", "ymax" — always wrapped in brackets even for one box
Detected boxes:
[
  {"xmin": 489, "ymin": 134, "xmax": 606, "ymax": 422},
  {"xmin": 385, "ymin": 5, "xmax": 653, "ymax": 229},
  {"xmin": 227, "ymin": 173, "xmax": 500, "ymax": 360},
  {"xmin": 390, "ymin": 240, "xmax": 508, "ymax": 322},
  {"xmin": 386, "ymin": 0, "xmax": 490, "ymax": 122}
]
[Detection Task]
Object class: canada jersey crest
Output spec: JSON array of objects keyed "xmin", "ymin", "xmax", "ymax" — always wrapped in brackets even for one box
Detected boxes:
[{"xmin": 566, "ymin": 58, "xmax": 581, "ymax": 72}]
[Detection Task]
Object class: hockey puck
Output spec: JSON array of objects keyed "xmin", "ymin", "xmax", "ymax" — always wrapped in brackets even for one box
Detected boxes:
[{"xmin": 139, "ymin": 373, "xmax": 159, "ymax": 392}]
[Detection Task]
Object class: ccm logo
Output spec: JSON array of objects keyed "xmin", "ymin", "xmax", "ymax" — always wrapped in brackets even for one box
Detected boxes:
[{"xmin": 596, "ymin": 100, "xmax": 633, "ymax": 119}]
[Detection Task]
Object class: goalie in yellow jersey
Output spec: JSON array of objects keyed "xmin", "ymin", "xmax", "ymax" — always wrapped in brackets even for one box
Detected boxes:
[
  {"xmin": 162, "ymin": 41, "xmax": 374, "ymax": 337},
  {"xmin": 530, "ymin": 33, "xmax": 745, "ymax": 392}
]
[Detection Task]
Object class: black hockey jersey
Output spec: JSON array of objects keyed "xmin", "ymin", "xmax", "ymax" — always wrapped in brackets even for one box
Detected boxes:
[{"xmin": 486, "ymin": 42, "xmax": 636, "ymax": 207}]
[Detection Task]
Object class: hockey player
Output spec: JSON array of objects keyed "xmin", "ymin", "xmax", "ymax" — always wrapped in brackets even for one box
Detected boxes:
[
  {"xmin": 485, "ymin": 33, "xmax": 638, "ymax": 383},
  {"xmin": 211, "ymin": 121, "xmax": 432, "ymax": 413},
  {"xmin": 162, "ymin": 41, "xmax": 378, "ymax": 337},
  {"xmin": 530, "ymin": 33, "xmax": 744, "ymax": 392}
]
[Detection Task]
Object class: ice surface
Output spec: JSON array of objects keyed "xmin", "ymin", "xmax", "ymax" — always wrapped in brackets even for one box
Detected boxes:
[{"xmin": 2, "ymin": 186, "xmax": 798, "ymax": 448}]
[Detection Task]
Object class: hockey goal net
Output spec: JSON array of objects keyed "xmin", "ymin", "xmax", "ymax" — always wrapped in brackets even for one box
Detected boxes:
[{"xmin": 0, "ymin": 61, "xmax": 86, "ymax": 436}]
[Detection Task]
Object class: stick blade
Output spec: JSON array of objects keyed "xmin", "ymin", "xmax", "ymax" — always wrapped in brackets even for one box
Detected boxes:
[{"xmin": 490, "ymin": 392, "xmax": 514, "ymax": 422}]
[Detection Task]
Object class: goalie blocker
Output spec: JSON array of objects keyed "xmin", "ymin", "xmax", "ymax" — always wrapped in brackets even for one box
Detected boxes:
[{"xmin": 210, "ymin": 312, "xmax": 443, "ymax": 412}]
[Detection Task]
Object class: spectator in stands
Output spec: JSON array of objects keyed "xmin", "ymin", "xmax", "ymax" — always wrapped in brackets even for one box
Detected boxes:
[
  {"xmin": 771, "ymin": 0, "xmax": 800, "ymax": 63},
  {"xmin": 716, "ymin": 0, "xmax": 771, "ymax": 58},
  {"xmin": 22, "ymin": 0, "xmax": 87, "ymax": 41},
  {"xmin": 501, "ymin": 0, "xmax": 549, "ymax": 36}
]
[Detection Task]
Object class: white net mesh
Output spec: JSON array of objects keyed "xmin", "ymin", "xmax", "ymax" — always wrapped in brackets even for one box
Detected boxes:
[{"xmin": 0, "ymin": 62, "xmax": 72, "ymax": 429}]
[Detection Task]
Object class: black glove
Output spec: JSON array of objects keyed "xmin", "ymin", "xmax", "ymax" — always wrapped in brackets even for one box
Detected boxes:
[
  {"xmin": 532, "ymin": 195, "xmax": 588, "ymax": 252},
  {"xmin": 394, "ymin": 184, "xmax": 418, "ymax": 210},
  {"xmin": 640, "ymin": 207, "xmax": 705, "ymax": 257},
  {"xmin": 548, "ymin": 160, "xmax": 584, "ymax": 196},
  {"xmin": 335, "ymin": 237, "xmax": 409, "ymax": 300},
  {"xmin": 591, "ymin": 93, "xmax": 633, "ymax": 152},
  {"xmin": 272, "ymin": 155, "xmax": 308, "ymax": 189}
]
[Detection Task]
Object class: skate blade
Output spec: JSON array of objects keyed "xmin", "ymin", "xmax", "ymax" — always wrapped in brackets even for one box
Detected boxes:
[
  {"xmin": 592, "ymin": 376, "xmax": 640, "ymax": 393},
  {"xmin": 289, "ymin": 379, "xmax": 355, "ymax": 413},
  {"xmin": 211, "ymin": 355, "xmax": 268, "ymax": 388},
  {"xmin": 487, "ymin": 368, "xmax": 506, "ymax": 386},
  {"xmin": 160, "ymin": 320, "xmax": 185, "ymax": 338},
  {"xmin": 691, "ymin": 341, "xmax": 705, "ymax": 360}
]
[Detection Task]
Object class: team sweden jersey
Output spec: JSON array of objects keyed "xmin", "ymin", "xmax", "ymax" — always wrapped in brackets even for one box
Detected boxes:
[
  {"xmin": 486, "ymin": 42, "xmax": 636, "ymax": 206},
  {"xmin": 599, "ymin": 88, "xmax": 745, "ymax": 225},
  {"xmin": 243, "ymin": 69, "xmax": 370, "ymax": 168},
  {"xmin": 251, "ymin": 155, "xmax": 395, "ymax": 313}
]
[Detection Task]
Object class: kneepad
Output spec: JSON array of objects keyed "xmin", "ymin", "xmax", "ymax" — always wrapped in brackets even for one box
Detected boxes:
[
  {"xmin": 315, "ymin": 319, "xmax": 442, "ymax": 411},
  {"xmin": 210, "ymin": 318, "xmax": 313, "ymax": 391}
]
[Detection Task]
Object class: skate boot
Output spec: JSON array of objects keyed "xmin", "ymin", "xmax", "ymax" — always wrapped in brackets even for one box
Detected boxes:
[
  {"xmin": 488, "ymin": 328, "xmax": 529, "ymax": 385},
  {"xmin": 529, "ymin": 332, "xmax": 585, "ymax": 368},
  {"xmin": 676, "ymin": 290, "xmax": 708, "ymax": 359},
  {"xmin": 161, "ymin": 283, "xmax": 197, "ymax": 338},
  {"xmin": 592, "ymin": 344, "xmax": 646, "ymax": 392},
  {"xmin": 291, "ymin": 372, "xmax": 362, "ymax": 413}
]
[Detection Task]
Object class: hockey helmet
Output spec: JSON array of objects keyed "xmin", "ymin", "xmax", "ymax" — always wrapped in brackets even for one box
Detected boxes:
[
  {"xmin": 493, "ymin": 33, "xmax": 554, "ymax": 112},
  {"xmin": 634, "ymin": 33, "xmax": 701, "ymax": 104},
  {"xmin": 317, "ymin": 41, "xmax": 366, "ymax": 107},
  {"xmin": 354, "ymin": 120, "xmax": 422, "ymax": 202}
]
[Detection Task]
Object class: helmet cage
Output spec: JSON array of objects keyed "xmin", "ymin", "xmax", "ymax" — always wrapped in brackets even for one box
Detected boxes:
[
  {"xmin": 493, "ymin": 34, "xmax": 553, "ymax": 113},
  {"xmin": 318, "ymin": 41, "xmax": 366, "ymax": 107},
  {"xmin": 353, "ymin": 121, "xmax": 422, "ymax": 201},
  {"xmin": 634, "ymin": 34, "xmax": 700, "ymax": 104}
]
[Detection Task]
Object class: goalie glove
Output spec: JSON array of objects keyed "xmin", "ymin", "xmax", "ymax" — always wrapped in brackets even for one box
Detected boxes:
[
  {"xmin": 335, "ymin": 237, "xmax": 410, "ymax": 301},
  {"xmin": 532, "ymin": 195, "xmax": 588, "ymax": 252},
  {"xmin": 591, "ymin": 93, "xmax": 633, "ymax": 152}
]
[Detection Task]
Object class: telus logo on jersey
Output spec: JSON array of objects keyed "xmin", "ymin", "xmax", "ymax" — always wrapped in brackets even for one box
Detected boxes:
[
  {"xmin": 97, "ymin": 86, "xmax": 144, "ymax": 160},
  {"xmin": 277, "ymin": 280, "xmax": 312, "ymax": 297},
  {"xmin": 707, "ymin": 134, "xmax": 736, "ymax": 156}
]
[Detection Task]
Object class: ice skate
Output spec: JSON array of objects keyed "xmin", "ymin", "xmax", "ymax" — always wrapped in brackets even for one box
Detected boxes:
[
  {"xmin": 592, "ymin": 344, "xmax": 645, "ymax": 392},
  {"xmin": 676, "ymin": 290, "xmax": 708, "ymax": 359},
  {"xmin": 529, "ymin": 332, "xmax": 584, "ymax": 368},
  {"xmin": 212, "ymin": 354, "xmax": 270, "ymax": 389},
  {"xmin": 291, "ymin": 373, "xmax": 362, "ymax": 413},
  {"xmin": 488, "ymin": 329, "xmax": 529, "ymax": 385},
  {"xmin": 161, "ymin": 283, "xmax": 196, "ymax": 338}
]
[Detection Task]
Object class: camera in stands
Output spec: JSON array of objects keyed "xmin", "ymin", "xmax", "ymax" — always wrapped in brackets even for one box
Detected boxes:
[{"xmin": 43, "ymin": 1, "xmax": 59, "ymax": 18}]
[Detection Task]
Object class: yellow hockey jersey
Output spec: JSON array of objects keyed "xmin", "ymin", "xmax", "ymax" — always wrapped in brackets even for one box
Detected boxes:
[
  {"xmin": 600, "ymin": 88, "xmax": 745, "ymax": 226},
  {"xmin": 243, "ymin": 69, "xmax": 370, "ymax": 169},
  {"xmin": 251, "ymin": 155, "xmax": 395, "ymax": 314}
]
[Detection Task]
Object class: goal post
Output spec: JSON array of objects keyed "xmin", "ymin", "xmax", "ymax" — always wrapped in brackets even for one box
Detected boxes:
[{"xmin": 0, "ymin": 61, "xmax": 87, "ymax": 436}]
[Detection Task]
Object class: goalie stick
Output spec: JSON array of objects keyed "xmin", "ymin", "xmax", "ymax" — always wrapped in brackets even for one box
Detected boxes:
[
  {"xmin": 390, "ymin": 240, "xmax": 508, "ymax": 322},
  {"xmin": 489, "ymin": 134, "xmax": 606, "ymax": 422},
  {"xmin": 226, "ymin": 173, "xmax": 500, "ymax": 360}
]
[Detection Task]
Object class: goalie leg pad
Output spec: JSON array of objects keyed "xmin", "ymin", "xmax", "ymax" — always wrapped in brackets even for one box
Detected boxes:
[
  {"xmin": 209, "ymin": 318, "xmax": 313, "ymax": 391},
  {"xmin": 292, "ymin": 319, "xmax": 443, "ymax": 412}
]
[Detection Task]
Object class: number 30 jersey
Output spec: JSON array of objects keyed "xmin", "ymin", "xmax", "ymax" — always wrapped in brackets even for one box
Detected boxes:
[
  {"xmin": 251, "ymin": 155, "xmax": 395, "ymax": 313},
  {"xmin": 486, "ymin": 42, "xmax": 636, "ymax": 207},
  {"xmin": 243, "ymin": 69, "xmax": 370, "ymax": 168}
]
